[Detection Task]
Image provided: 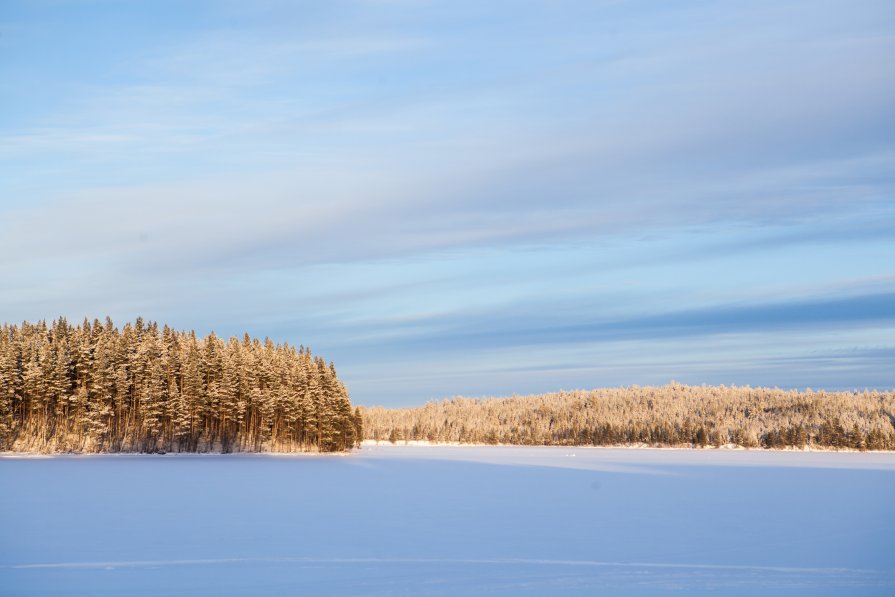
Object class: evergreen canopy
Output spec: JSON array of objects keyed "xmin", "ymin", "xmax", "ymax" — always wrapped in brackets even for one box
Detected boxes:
[{"xmin": 0, "ymin": 317, "xmax": 362, "ymax": 453}]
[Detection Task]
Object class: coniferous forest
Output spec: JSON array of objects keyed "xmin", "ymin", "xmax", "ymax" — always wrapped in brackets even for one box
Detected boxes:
[
  {"xmin": 362, "ymin": 385, "xmax": 895, "ymax": 450},
  {"xmin": 0, "ymin": 318, "xmax": 362, "ymax": 453},
  {"xmin": 4, "ymin": 318, "xmax": 894, "ymax": 454}
]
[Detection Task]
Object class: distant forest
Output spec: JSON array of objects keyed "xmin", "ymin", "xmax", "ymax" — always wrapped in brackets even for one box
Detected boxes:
[
  {"xmin": 362, "ymin": 385, "xmax": 895, "ymax": 450},
  {"xmin": 0, "ymin": 318, "xmax": 362, "ymax": 453},
  {"xmin": 5, "ymin": 318, "xmax": 893, "ymax": 454}
]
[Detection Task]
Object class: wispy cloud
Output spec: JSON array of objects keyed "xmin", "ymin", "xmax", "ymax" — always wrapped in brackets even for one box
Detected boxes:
[
  {"xmin": 315, "ymin": 288, "xmax": 895, "ymax": 355},
  {"xmin": 1, "ymin": 0, "xmax": 893, "ymax": 403}
]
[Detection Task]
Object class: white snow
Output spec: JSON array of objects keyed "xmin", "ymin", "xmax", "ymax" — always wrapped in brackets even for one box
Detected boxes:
[{"xmin": 1, "ymin": 445, "xmax": 893, "ymax": 596}]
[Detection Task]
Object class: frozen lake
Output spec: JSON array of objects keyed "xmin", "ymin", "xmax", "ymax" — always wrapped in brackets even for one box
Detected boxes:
[{"xmin": 2, "ymin": 445, "xmax": 894, "ymax": 596}]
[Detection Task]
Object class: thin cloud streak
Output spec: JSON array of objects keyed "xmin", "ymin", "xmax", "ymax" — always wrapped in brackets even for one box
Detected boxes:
[
  {"xmin": 323, "ymin": 290, "xmax": 895, "ymax": 355},
  {"xmin": 1, "ymin": 1, "xmax": 893, "ymax": 404}
]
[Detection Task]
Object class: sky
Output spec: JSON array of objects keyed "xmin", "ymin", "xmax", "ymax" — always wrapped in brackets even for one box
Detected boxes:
[{"xmin": 1, "ymin": 0, "xmax": 893, "ymax": 406}]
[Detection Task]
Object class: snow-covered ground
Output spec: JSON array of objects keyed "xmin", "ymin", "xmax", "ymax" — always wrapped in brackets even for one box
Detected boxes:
[{"xmin": 2, "ymin": 445, "xmax": 893, "ymax": 596}]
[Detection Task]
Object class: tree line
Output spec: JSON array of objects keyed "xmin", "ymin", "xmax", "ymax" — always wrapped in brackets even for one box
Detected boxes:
[
  {"xmin": 0, "ymin": 317, "xmax": 362, "ymax": 453},
  {"xmin": 361, "ymin": 384, "xmax": 895, "ymax": 450}
]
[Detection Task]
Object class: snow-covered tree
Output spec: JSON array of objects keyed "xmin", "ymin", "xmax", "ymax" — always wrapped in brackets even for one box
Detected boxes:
[{"xmin": 0, "ymin": 317, "xmax": 357, "ymax": 453}]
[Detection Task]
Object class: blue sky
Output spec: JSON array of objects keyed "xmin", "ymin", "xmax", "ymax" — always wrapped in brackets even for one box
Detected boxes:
[{"xmin": 2, "ymin": 0, "xmax": 893, "ymax": 405}]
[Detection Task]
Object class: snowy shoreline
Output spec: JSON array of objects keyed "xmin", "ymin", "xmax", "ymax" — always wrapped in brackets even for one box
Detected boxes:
[
  {"xmin": 9, "ymin": 435, "xmax": 888, "ymax": 458},
  {"xmin": 0, "ymin": 440, "xmax": 895, "ymax": 460},
  {"xmin": 0, "ymin": 450, "xmax": 352, "ymax": 459},
  {"xmin": 5, "ymin": 441, "xmax": 893, "ymax": 458},
  {"xmin": 359, "ymin": 439, "xmax": 895, "ymax": 453}
]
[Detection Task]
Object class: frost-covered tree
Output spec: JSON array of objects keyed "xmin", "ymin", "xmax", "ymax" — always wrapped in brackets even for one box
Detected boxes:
[
  {"xmin": 0, "ymin": 317, "xmax": 359, "ymax": 453},
  {"xmin": 362, "ymin": 384, "xmax": 895, "ymax": 451}
]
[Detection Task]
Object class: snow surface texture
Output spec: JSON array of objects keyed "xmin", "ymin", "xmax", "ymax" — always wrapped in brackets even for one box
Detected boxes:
[{"xmin": 2, "ymin": 445, "xmax": 894, "ymax": 596}]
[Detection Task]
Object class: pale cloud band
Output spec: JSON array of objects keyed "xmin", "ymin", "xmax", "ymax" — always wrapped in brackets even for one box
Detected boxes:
[{"xmin": 1, "ymin": 0, "xmax": 893, "ymax": 404}]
